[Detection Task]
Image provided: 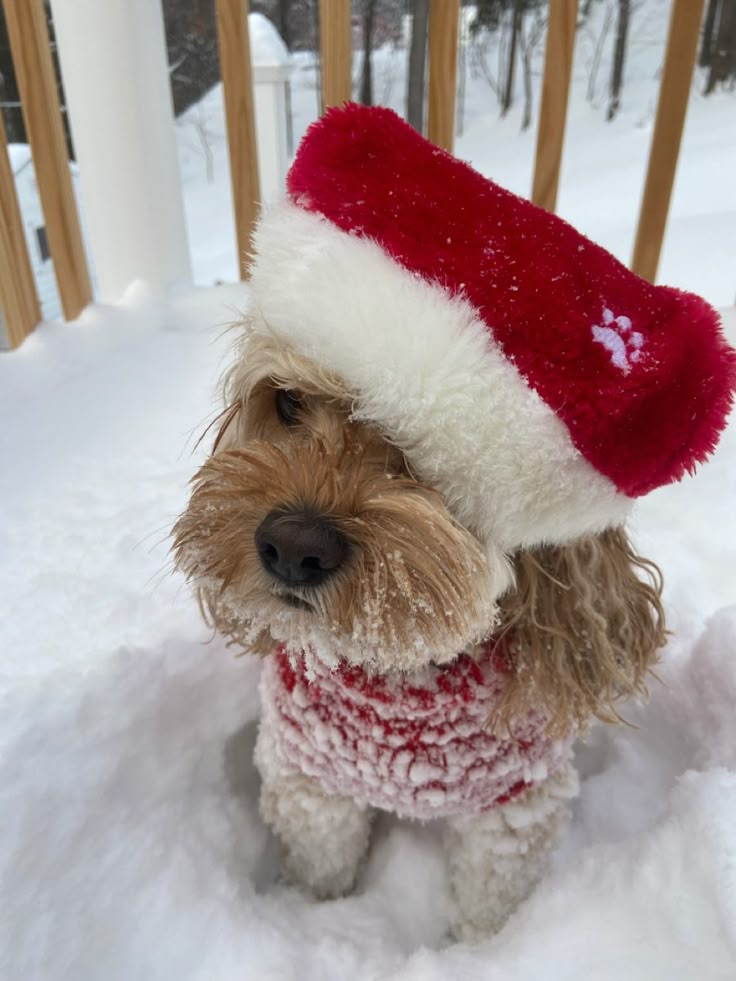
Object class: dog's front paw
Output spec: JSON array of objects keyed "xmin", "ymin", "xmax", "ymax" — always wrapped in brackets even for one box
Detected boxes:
[
  {"xmin": 257, "ymin": 725, "xmax": 375, "ymax": 901},
  {"xmin": 280, "ymin": 842, "xmax": 363, "ymax": 900},
  {"xmin": 445, "ymin": 764, "xmax": 578, "ymax": 941}
]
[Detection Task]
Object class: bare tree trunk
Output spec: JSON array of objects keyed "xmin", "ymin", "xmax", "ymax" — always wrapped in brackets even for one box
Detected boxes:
[
  {"xmin": 360, "ymin": 0, "xmax": 377, "ymax": 106},
  {"xmin": 581, "ymin": 0, "xmax": 597, "ymax": 18},
  {"xmin": 502, "ymin": 3, "xmax": 523, "ymax": 117},
  {"xmin": 274, "ymin": 0, "xmax": 293, "ymax": 50},
  {"xmin": 700, "ymin": 0, "xmax": 721, "ymax": 67},
  {"xmin": 406, "ymin": 0, "xmax": 429, "ymax": 132},
  {"xmin": 519, "ymin": 12, "xmax": 545, "ymax": 131},
  {"xmin": 586, "ymin": 3, "xmax": 614, "ymax": 103},
  {"xmin": 520, "ymin": 20, "xmax": 532, "ymax": 129},
  {"xmin": 607, "ymin": 0, "xmax": 631, "ymax": 121},
  {"xmin": 705, "ymin": 0, "xmax": 736, "ymax": 93}
]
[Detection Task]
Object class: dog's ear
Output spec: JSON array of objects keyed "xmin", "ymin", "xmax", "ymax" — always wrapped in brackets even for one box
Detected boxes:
[{"xmin": 494, "ymin": 527, "xmax": 666, "ymax": 735}]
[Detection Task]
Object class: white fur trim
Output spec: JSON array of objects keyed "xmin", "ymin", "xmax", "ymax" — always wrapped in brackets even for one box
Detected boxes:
[{"xmin": 249, "ymin": 204, "xmax": 632, "ymax": 547}]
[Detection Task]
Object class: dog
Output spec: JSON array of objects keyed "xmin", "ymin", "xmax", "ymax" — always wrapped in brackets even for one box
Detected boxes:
[
  {"xmin": 172, "ymin": 327, "xmax": 667, "ymax": 938},
  {"xmin": 172, "ymin": 104, "xmax": 733, "ymax": 939}
]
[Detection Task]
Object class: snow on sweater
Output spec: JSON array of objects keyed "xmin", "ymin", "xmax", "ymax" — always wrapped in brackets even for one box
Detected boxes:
[{"xmin": 259, "ymin": 642, "xmax": 574, "ymax": 821}]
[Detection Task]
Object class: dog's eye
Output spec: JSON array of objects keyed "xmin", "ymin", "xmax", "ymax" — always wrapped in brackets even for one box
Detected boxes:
[{"xmin": 275, "ymin": 389, "xmax": 302, "ymax": 426}]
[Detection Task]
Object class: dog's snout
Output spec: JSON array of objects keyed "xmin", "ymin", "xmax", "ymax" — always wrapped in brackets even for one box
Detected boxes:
[{"xmin": 255, "ymin": 511, "xmax": 348, "ymax": 587}]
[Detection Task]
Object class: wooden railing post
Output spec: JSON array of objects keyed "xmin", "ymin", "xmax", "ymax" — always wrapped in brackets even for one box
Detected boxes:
[
  {"xmin": 0, "ymin": 114, "xmax": 41, "ymax": 348},
  {"xmin": 216, "ymin": 0, "xmax": 261, "ymax": 277},
  {"xmin": 631, "ymin": 0, "xmax": 706, "ymax": 282},
  {"xmin": 319, "ymin": 0, "xmax": 352, "ymax": 111},
  {"xmin": 3, "ymin": 0, "xmax": 92, "ymax": 320},
  {"xmin": 427, "ymin": 0, "xmax": 460, "ymax": 152},
  {"xmin": 531, "ymin": 0, "xmax": 578, "ymax": 212}
]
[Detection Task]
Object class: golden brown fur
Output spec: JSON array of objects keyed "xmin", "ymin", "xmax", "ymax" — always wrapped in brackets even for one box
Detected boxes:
[
  {"xmin": 174, "ymin": 413, "xmax": 496, "ymax": 672},
  {"xmin": 496, "ymin": 528, "xmax": 665, "ymax": 735},
  {"xmin": 173, "ymin": 331, "xmax": 666, "ymax": 734}
]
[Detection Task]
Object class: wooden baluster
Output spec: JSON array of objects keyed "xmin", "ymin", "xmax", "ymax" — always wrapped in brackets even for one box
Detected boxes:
[
  {"xmin": 215, "ymin": 0, "xmax": 261, "ymax": 276},
  {"xmin": 427, "ymin": 0, "xmax": 460, "ymax": 152},
  {"xmin": 631, "ymin": 0, "xmax": 706, "ymax": 282},
  {"xmin": 320, "ymin": 0, "xmax": 352, "ymax": 111},
  {"xmin": 0, "ymin": 114, "xmax": 42, "ymax": 348},
  {"xmin": 531, "ymin": 0, "xmax": 578, "ymax": 213},
  {"xmin": 3, "ymin": 0, "xmax": 92, "ymax": 319}
]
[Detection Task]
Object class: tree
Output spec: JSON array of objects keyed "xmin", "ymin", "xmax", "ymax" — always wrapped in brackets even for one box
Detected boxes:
[
  {"xmin": 162, "ymin": 0, "xmax": 219, "ymax": 117},
  {"xmin": 406, "ymin": 0, "xmax": 429, "ymax": 132},
  {"xmin": 582, "ymin": 1, "xmax": 614, "ymax": 104},
  {"xmin": 700, "ymin": 0, "xmax": 721, "ymax": 68},
  {"xmin": 704, "ymin": 0, "xmax": 736, "ymax": 93},
  {"xmin": 501, "ymin": 2, "xmax": 523, "ymax": 116},
  {"xmin": 359, "ymin": 0, "xmax": 378, "ymax": 105},
  {"xmin": 518, "ymin": 6, "xmax": 546, "ymax": 129},
  {"xmin": 274, "ymin": 0, "xmax": 293, "ymax": 51},
  {"xmin": 470, "ymin": 0, "xmax": 546, "ymax": 124},
  {"xmin": 353, "ymin": 0, "xmax": 403, "ymax": 107},
  {"xmin": 607, "ymin": 0, "xmax": 630, "ymax": 121}
]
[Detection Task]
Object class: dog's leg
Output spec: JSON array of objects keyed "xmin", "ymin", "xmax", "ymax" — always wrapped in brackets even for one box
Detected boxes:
[
  {"xmin": 255, "ymin": 722, "xmax": 374, "ymax": 898},
  {"xmin": 444, "ymin": 761, "xmax": 579, "ymax": 940}
]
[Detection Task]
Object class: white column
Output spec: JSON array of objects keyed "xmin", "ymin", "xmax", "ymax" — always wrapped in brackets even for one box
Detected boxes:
[
  {"xmin": 250, "ymin": 13, "xmax": 291, "ymax": 205},
  {"xmin": 48, "ymin": 0, "xmax": 192, "ymax": 302},
  {"xmin": 253, "ymin": 66, "xmax": 290, "ymax": 204}
]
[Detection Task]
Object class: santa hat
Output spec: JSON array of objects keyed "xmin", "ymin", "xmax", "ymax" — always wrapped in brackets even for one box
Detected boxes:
[{"xmin": 248, "ymin": 103, "xmax": 736, "ymax": 550}]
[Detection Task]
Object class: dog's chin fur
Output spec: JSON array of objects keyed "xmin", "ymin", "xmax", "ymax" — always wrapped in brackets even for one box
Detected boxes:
[{"xmin": 173, "ymin": 329, "xmax": 667, "ymax": 734}]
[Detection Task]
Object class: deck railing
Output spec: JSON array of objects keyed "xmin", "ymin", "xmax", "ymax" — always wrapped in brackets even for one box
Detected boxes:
[{"xmin": 0, "ymin": 0, "xmax": 709, "ymax": 349}]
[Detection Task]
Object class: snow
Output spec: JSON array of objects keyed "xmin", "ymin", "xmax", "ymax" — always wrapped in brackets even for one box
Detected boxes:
[
  {"xmin": 7, "ymin": 143, "xmax": 32, "ymax": 175},
  {"xmin": 249, "ymin": 12, "xmax": 291, "ymax": 67},
  {"xmin": 2, "ymin": 1, "xmax": 736, "ymax": 977},
  {"xmin": 1, "ymin": 290, "xmax": 735, "ymax": 980}
]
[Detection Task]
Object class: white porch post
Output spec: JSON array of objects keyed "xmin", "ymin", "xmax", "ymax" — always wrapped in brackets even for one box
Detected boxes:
[
  {"xmin": 250, "ymin": 13, "xmax": 292, "ymax": 205},
  {"xmin": 48, "ymin": 0, "xmax": 192, "ymax": 302}
]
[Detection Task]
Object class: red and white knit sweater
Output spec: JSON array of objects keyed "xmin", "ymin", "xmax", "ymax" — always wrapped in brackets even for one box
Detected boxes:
[{"xmin": 259, "ymin": 643, "xmax": 574, "ymax": 821}]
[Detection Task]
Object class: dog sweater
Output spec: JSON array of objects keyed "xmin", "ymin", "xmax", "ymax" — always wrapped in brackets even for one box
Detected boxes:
[{"xmin": 259, "ymin": 643, "xmax": 574, "ymax": 821}]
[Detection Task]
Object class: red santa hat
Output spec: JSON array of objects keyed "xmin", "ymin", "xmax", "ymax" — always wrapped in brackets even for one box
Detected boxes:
[{"xmin": 248, "ymin": 103, "xmax": 736, "ymax": 550}]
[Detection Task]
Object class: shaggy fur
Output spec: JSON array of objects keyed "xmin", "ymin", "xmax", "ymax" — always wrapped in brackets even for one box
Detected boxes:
[
  {"xmin": 495, "ymin": 528, "xmax": 665, "ymax": 735},
  {"xmin": 172, "ymin": 328, "xmax": 666, "ymax": 936}
]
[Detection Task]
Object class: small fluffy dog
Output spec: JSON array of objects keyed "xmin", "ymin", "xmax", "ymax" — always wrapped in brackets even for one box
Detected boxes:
[{"xmin": 173, "ymin": 106, "xmax": 735, "ymax": 938}]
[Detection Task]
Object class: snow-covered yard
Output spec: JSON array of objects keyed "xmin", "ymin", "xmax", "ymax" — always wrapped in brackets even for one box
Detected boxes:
[
  {"xmin": 2, "ymin": 3, "xmax": 736, "ymax": 978},
  {"xmin": 2, "ymin": 286, "xmax": 735, "ymax": 980}
]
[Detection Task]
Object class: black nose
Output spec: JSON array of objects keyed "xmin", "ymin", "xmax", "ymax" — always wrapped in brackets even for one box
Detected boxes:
[{"xmin": 254, "ymin": 511, "xmax": 348, "ymax": 586}]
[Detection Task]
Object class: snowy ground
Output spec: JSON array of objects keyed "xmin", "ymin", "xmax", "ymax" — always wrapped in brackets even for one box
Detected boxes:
[
  {"xmin": 2, "ymin": 287, "xmax": 735, "ymax": 981},
  {"xmin": 2, "ymin": 2, "xmax": 736, "ymax": 978}
]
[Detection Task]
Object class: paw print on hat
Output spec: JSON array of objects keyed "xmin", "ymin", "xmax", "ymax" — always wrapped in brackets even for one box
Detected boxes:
[{"xmin": 592, "ymin": 308, "xmax": 645, "ymax": 376}]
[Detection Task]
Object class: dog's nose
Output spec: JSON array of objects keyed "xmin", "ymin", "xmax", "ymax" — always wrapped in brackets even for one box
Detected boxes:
[{"xmin": 255, "ymin": 511, "xmax": 348, "ymax": 586}]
